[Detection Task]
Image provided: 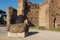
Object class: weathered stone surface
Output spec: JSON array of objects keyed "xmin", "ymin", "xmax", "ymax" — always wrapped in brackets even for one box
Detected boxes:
[
  {"xmin": 49, "ymin": 0, "xmax": 60, "ymax": 28},
  {"xmin": 27, "ymin": 2, "xmax": 39, "ymax": 26},
  {"xmin": 7, "ymin": 23, "xmax": 29, "ymax": 37},
  {"xmin": 8, "ymin": 23, "xmax": 27, "ymax": 33},
  {"xmin": 7, "ymin": 0, "xmax": 60, "ymax": 31},
  {"xmin": 7, "ymin": 0, "xmax": 29, "ymax": 37},
  {"xmin": 8, "ymin": 32, "xmax": 25, "ymax": 37},
  {"xmin": 7, "ymin": 7, "xmax": 17, "ymax": 25}
]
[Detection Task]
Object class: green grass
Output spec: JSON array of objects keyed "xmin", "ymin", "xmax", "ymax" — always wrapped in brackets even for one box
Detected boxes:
[
  {"xmin": 30, "ymin": 27, "xmax": 39, "ymax": 29},
  {"xmin": 38, "ymin": 26, "xmax": 45, "ymax": 30},
  {"xmin": 30, "ymin": 26, "xmax": 60, "ymax": 32},
  {"xmin": 30, "ymin": 26, "xmax": 45, "ymax": 30},
  {"xmin": 50, "ymin": 28, "xmax": 60, "ymax": 32}
]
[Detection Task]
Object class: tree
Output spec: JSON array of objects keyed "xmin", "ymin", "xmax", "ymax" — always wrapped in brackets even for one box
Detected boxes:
[{"xmin": 0, "ymin": 10, "xmax": 7, "ymax": 25}]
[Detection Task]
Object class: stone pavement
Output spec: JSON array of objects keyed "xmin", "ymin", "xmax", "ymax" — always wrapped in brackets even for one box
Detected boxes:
[{"xmin": 0, "ymin": 27, "xmax": 60, "ymax": 40}]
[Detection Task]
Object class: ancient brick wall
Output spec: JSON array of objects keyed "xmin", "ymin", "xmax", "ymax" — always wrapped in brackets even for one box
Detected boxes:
[
  {"xmin": 39, "ymin": 2, "xmax": 50, "ymax": 28},
  {"xmin": 49, "ymin": 0, "xmax": 60, "ymax": 28},
  {"xmin": 16, "ymin": 0, "xmax": 28, "ymax": 23},
  {"xmin": 27, "ymin": 3, "xmax": 39, "ymax": 26},
  {"xmin": 7, "ymin": 0, "xmax": 60, "ymax": 28},
  {"xmin": 7, "ymin": 7, "xmax": 17, "ymax": 25}
]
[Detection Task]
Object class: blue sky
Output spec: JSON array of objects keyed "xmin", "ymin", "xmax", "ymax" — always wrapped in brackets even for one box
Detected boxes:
[{"xmin": 0, "ymin": 0, "xmax": 45, "ymax": 11}]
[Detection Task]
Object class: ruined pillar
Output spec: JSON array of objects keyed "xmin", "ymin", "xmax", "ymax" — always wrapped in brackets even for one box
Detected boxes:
[
  {"xmin": 7, "ymin": 7, "xmax": 17, "ymax": 25},
  {"xmin": 7, "ymin": 7, "xmax": 13, "ymax": 25},
  {"xmin": 16, "ymin": 0, "xmax": 24, "ymax": 23},
  {"xmin": 16, "ymin": 0, "xmax": 28, "ymax": 23}
]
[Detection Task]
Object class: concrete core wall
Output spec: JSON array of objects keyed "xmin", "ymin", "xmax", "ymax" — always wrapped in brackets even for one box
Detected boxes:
[{"xmin": 7, "ymin": 7, "xmax": 17, "ymax": 25}]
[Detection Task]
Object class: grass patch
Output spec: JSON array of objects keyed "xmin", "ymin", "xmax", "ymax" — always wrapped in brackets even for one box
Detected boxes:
[
  {"xmin": 30, "ymin": 26, "xmax": 45, "ymax": 30},
  {"xmin": 30, "ymin": 27, "xmax": 38, "ymax": 29},
  {"xmin": 50, "ymin": 28, "xmax": 60, "ymax": 32},
  {"xmin": 30, "ymin": 26, "xmax": 60, "ymax": 32},
  {"xmin": 38, "ymin": 26, "xmax": 45, "ymax": 30}
]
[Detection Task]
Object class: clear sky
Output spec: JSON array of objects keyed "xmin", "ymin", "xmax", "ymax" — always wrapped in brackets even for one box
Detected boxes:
[{"xmin": 0, "ymin": 0, "xmax": 45, "ymax": 11}]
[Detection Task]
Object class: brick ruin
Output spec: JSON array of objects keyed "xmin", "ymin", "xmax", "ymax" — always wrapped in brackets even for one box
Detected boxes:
[
  {"xmin": 38, "ymin": 0, "xmax": 60, "ymax": 29},
  {"xmin": 48, "ymin": 0, "xmax": 60, "ymax": 28},
  {"xmin": 27, "ymin": 0, "xmax": 60, "ymax": 29},
  {"xmin": 7, "ymin": 0, "xmax": 29, "ymax": 37},
  {"xmin": 7, "ymin": 7, "xmax": 17, "ymax": 25},
  {"xmin": 27, "ymin": 2, "xmax": 39, "ymax": 26},
  {"xmin": 7, "ymin": 0, "xmax": 60, "ymax": 31},
  {"xmin": 6, "ymin": 0, "xmax": 60, "ymax": 37}
]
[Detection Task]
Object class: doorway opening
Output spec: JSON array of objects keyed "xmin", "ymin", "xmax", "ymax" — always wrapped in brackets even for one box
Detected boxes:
[{"xmin": 54, "ymin": 18, "xmax": 56, "ymax": 28}]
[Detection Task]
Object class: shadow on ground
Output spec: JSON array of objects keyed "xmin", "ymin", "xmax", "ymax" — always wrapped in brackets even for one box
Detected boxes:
[{"xmin": 28, "ymin": 32, "xmax": 39, "ymax": 36}]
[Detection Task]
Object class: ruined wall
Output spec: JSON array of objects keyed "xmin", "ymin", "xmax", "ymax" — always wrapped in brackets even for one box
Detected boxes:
[
  {"xmin": 17, "ymin": 0, "xmax": 40, "ymax": 26},
  {"xmin": 17, "ymin": 0, "xmax": 24, "ymax": 16},
  {"xmin": 49, "ymin": 0, "xmax": 60, "ymax": 28},
  {"xmin": 39, "ymin": 0, "xmax": 60, "ymax": 29},
  {"xmin": 27, "ymin": 2, "xmax": 39, "ymax": 26},
  {"xmin": 27, "ymin": 0, "xmax": 60, "ymax": 28},
  {"xmin": 7, "ymin": 0, "xmax": 60, "ymax": 28},
  {"xmin": 39, "ymin": 2, "xmax": 50, "ymax": 28},
  {"xmin": 53, "ymin": 0, "xmax": 60, "ymax": 28},
  {"xmin": 7, "ymin": 7, "xmax": 17, "ymax": 25},
  {"xmin": 16, "ymin": 0, "xmax": 28, "ymax": 23}
]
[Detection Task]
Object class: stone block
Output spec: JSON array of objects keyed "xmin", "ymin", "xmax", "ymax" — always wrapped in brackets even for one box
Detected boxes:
[
  {"xmin": 7, "ymin": 23, "xmax": 29, "ymax": 37},
  {"xmin": 9, "ymin": 24, "xmax": 25, "ymax": 33},
  {"xmin": 8, "ymin": 32, "xmax": 25, "ymax": 37}
]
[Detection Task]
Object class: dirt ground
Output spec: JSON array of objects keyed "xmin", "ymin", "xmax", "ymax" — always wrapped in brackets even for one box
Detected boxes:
[{"xmin": 0, "ymin": 27, "xmax": 60, "ymax": 40}]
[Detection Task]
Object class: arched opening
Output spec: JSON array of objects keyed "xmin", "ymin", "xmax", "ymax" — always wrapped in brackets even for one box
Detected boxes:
[{"xmin": 54, "ymin": 18, "xmax": 56, "ymax": 28}]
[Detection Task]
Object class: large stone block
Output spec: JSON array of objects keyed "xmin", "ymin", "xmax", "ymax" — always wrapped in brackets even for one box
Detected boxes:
[
  {"xmin": 8, "ymin": 32, "xmax": 25, "ymax": 37},
  {"xmin": 7, "ymin": 23, "xmax": 29, "ymax": 37}
]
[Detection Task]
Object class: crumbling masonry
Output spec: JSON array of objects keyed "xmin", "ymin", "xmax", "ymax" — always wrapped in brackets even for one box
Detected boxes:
[{"xmin": 7, "ymin": 0, "xmax": 60, "ymax": 32}]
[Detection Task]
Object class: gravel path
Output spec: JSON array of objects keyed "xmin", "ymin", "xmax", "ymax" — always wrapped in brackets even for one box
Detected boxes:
[{"xmin": 0, "ymin": 27, "xmax": 60, "ymax": 40}]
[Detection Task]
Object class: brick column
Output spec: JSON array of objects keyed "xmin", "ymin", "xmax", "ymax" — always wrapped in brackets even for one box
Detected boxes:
[
  {"xmin": 7, "ymin": 7, "xmax": 17, "ymax": 25},
  {"xmin": 7, "ymin": 7, "xmax": 13, "ymax": 25},
  {"xmin": 16, "ymin": 0, "xmax": 24, "ymax": 23}
]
